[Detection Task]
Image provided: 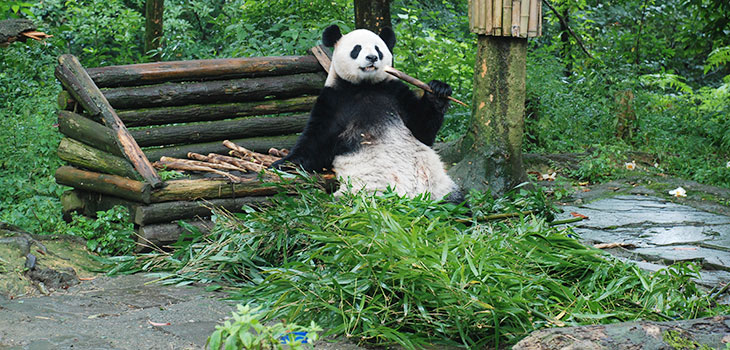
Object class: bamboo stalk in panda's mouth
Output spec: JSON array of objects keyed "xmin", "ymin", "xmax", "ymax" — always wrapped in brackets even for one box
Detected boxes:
[{"xmin": 383, "ymin": 66, "xmax": 469, "ymax": 107}]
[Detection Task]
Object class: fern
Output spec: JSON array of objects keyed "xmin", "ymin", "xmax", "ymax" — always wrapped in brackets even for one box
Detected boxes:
[
  {"xmin": 640, "ymin": 73, "xmax": 693, "ymax": 94},
  {"xmin": 704, "ymin": 46, "xmax": 730, "ymax": 74}
]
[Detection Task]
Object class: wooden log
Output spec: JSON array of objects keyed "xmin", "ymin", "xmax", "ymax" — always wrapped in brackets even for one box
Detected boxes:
[
  {"xmin": 136, "ymin": 220, "xmax": 212, "ymax": 250},
  {"xmin": 62, "ymin": 190, "xmax": 140, "ymax": 222},
  {"xmin": 116, "ymin": 96, "xmax": 316, "ymax": 127},
  {"xmin": 55, "ymin": 54, "xmax": 162, "ymax": 188},
  {"xmin": 130, "ymin": 114, "xmax": 308, "ymax": 147},
  {"xmin": 57, "ymin": 110, "xmax": 122, "ymax": 157},
  {"xmin": 143, "ymin": 134, "xmax": 298, "ymax": 162},
  {"xmin": 55, "ymin": 166, "xmax": 152, "ymax": 203},
  {"xmin": 58, "ymin": 137, "xmax": 141, "ymax": 179},
  {"xmin": 87, "ymin": 55, "xmax": 323, "ymax": 88},
  {"xmin": 133, "ymin": 196, "xmax": 270, "ymax": 225},
  {"xmin": 101, "ymin": 72, "xmax": 326, "ymax": 109},
  {"xmin": 57, "ymin": 90, "xmax": 77, "ymax": 111},
  {"xmin": 150, "ymin": 177, "xmax": 280, "ymax": 202}
]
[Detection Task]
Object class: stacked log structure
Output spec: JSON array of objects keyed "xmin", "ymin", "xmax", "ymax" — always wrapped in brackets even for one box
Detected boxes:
[{"xmin": 54, "ymin": 54, "xmax": 328, "ymax": 248}]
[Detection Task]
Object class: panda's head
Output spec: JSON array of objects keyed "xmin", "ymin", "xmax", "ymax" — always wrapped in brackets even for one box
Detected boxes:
[{"xmin": 322, "ymin": 25, "xmax": 396, "ymax": 86}]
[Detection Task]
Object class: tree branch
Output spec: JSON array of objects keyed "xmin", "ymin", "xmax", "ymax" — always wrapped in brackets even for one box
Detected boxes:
[{"xmin": 542, "ymin": 0, "xmax": 594, "ymax": 59}]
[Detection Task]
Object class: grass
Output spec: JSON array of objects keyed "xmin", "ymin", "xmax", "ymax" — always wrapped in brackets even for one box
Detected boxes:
[{"xmin": 132, "ymin": 181, "xmax": 728, "ymax": 349}]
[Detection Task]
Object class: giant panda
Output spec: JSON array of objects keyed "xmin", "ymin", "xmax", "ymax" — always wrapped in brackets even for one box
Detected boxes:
[{"xmin": 273, "ymin": 24, "xmax": 462, "ymax": 202}]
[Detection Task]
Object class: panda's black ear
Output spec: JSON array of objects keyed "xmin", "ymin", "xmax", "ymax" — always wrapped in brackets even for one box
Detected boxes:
[
  {"xmin": 379, "ymin": 27, "xmax": 396, "ymax": 51},
  {"xmin": 322, "ymin": 25, "xmax": 342, "ymax": 47}
]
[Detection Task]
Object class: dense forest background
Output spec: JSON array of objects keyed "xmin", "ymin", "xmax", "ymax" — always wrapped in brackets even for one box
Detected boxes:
[
  {"xmin": 2, "ymin": 0, "xmax": 728, "ymax": 234},
  {"xmin": 1, "ymin": 1, "xmax": 730, "ymax": 347}
]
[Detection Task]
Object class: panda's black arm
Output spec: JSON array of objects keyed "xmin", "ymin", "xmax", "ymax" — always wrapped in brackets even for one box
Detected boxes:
[
  {"xmin": 271, "ymin": 97, "xmax": 340, "ymax": 172},
  {"xmin": 397, "ymin": 80, "xmax": 452, "ymax": 147}
]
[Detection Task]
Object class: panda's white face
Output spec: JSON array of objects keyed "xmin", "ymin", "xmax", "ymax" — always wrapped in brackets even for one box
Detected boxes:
[{"xmin": 328, "ymin": 29, "xmax": 393, "ymax": 86}]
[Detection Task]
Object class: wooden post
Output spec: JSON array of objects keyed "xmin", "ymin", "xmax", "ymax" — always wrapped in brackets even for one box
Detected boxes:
[
  {"xmin": 448, "ymin": 0, "xmax": 541, "ymax": 195},
  {"xmin": 55, "ymin": 54, "xmax": 163, "ymax": 188},
  {"xmin": 354, "ymin": 0, "xmax": 392, "ymax": 33},
  {"xmin": 144, "ymin": 0, "xmax": 164, "ymax": 61}
]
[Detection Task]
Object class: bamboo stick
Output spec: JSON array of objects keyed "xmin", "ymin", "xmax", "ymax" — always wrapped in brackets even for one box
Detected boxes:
[
  {"xmin": 493, "ymin": 0, "xmax": 502, "ymax": 36},
  {"xmin": 205, "ymin": 153, "xmax": 267, "ymax": 173},
  {"xmin": 485, "ymin": 0, "xmax": 493, "ymax": 35},
  {"xmin": 55, "ymin": 54, "xmax": 162, "ymax": 188},
  {"xmin": 116, "ymin": 96, "xmax": 316, "ymax": 127},
  {"xmin": 222, "ymin": 140, "xmax": 282, "ymax": 165},
  {"xmin": 142, "ymin": 135, "xmax": 298, "ymax": 162},
  {"xmin": 129, "ymin": 114, "xmax": 308, "ymax": 147},
  {"xmin": 528, "ymin": 0, "xmax": 539, "ymax": 37},
  {"xmin": 511, "ymin": 0, "xmax": 521, "ymax": 37},
  {"xmin": 55, "ymin": 166, "xmax": 152, "ymax": 203},
  {"xmin": 154, "ymin": 157, "xmax": 245, "ymax": 183},
  {"xmin": 86, "ymin": 55, "xmax": 323, "ymax": 88},
  {"xmin": 520, "ymin": 0, "xmax": 530, "ymax": 37},
  {"xmin": 383, "ymin": 66, "xmax": 469, "ymax": 107},
  {"xmin": 503, "ymin": 0, "xmax": 512, "ymax": 37},
  {"xmin": 101, "ymin": 73, "xmax": 325, "ymax": 110},
  {"xmin": 186, "ymin": 152, "xmax": 269, "ymax": 173}
]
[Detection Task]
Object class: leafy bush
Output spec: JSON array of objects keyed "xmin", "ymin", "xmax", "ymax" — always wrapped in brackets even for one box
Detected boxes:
[
  {"xmin": 207, "ymin": 304, "xmax": 320, "ymax": 350},
  {"xmin": 0, "ymin": 41, "xmax": 65, "ymax": 233},
  {"xmin": 65, "ymin": 206, "xmax": 136, "ymax": 256}
]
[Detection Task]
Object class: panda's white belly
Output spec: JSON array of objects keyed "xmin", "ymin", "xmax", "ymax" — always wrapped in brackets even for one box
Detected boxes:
[{"xmin": 332, "ymin": 122, "xmax": 457, "ymax": 200}]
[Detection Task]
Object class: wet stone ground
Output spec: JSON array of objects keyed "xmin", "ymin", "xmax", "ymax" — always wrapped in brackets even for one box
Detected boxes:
[{"xmin": 555, "ymin": 180, "xmax": 730, "ymax": 292}]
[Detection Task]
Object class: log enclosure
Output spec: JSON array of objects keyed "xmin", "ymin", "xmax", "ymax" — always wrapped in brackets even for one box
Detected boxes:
[{"xmin": 55, "ymin": 52, "xmax": 328, "ymax": 248}]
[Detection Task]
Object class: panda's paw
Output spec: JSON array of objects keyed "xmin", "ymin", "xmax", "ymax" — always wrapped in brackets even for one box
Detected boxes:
[
  {"xmin": 270, "ymin": 158, "xmax": 289, "ymax": 170},
  {"xmin": 427, "ymin": 80, "xmax": 452, "ymax": 98}
]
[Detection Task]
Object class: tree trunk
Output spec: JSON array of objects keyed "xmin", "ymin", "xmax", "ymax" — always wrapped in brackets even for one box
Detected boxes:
[
  {"xmin": 446, "ymin": 35, "xmax": 528, "ymax": 196},
  {"xmin": 144, "ymin": 0, "xmax": 164, "ymax": 61},
  {"xmin": 354, "ymin": 0, "xmax": 392, "ymax": 33}
]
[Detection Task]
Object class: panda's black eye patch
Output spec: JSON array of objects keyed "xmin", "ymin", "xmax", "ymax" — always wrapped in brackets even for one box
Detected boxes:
[
  {"xmin": 350, "ymin": 45, "xmax": 362, "ymax": 59},
  {"xmin": 375, "ymin": 46, "xmax": 384, "ymax": 60}
]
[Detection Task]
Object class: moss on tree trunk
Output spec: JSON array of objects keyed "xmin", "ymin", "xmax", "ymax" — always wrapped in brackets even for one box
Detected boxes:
[{"xmin": 447, "ymin": 35, "xmax": 528, "ymax": 196}]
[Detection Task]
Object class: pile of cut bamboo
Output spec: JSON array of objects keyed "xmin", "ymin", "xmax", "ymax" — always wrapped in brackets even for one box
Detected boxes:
[{"xmin": 153, "ymin": 140, "xmax": 290, "ymax": 183}]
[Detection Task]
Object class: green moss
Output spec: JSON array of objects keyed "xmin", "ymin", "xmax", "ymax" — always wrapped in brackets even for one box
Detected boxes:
[{"xmin": 662, "ymin": 330, "xmax": 714, "ymax": 350}]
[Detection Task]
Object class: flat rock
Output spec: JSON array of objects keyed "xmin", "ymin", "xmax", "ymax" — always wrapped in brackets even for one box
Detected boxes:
[
  {"xmin": 558, "ymin": 194, "xmax": 730, "ymax": 286},
  {"xmin": 512, "ymin": 315, "xmax": 730, "ymax": 350}
]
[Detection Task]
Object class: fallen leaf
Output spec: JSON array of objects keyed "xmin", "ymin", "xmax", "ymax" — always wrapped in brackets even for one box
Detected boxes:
[
  {"xmin": 594, "ymin": 242, "xmax": 636, "ymax": 249},
  {"xmin": 578, "ymin": 181, "xmax": 589, "ymax": 186},
  {"xmin": 148, "ymin": 320, "xmax": 171, "ymax": 326},
  {"xmin": 79, "ymin": 277, "xmax": 96, "ymax": 281},
  {"xmin": 672, "ymin": 247, "xmax": 697, "ymax": 251},
  {"xmin": 570, "ymin": 212, "xmax": 589, "ymax": 219}
]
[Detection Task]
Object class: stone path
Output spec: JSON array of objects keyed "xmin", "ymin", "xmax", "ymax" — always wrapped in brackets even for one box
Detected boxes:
[
  {"xmin": 0, "ymin": 274, "xmax": 364, "ymax": 350},
  {"xmin": 557, "ymin": 188, "xmax": 730, "ymax": 291}
]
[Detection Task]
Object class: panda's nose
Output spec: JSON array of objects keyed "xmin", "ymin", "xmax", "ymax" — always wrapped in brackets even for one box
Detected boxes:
[{"xmin": 365, "ymin": 54, "xmax": 378, "ymax": 63}]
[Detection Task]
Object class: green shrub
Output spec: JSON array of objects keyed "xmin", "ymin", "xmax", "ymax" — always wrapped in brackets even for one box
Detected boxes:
[
  {"xmin": 65, "ymin": 206, "xmax": 136, "ymax": 256},
  {"xmin": 207, "ymin": 304, "xmax": 320, "ymax": 350}
]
